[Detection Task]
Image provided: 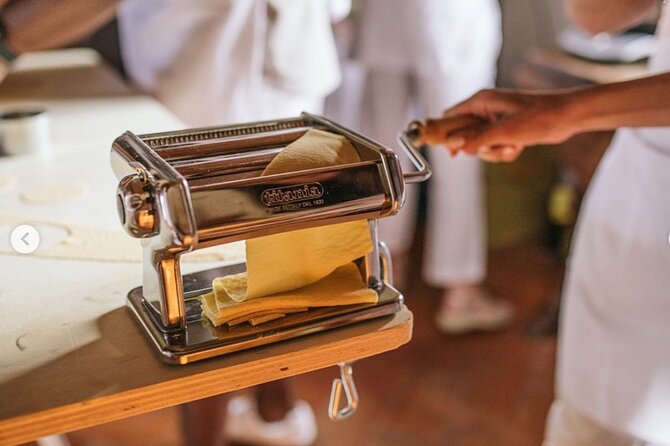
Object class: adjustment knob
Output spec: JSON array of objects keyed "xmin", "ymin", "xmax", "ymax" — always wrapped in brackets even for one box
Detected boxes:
[{"xmin": 117, "ymin": 173, "xmax": 158, "ymax": 238}]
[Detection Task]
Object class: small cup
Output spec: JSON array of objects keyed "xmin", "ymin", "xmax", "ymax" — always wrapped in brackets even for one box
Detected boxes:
[{"xmin": 0, "ymin": 108, "xmax": 50, "ymax": 156}]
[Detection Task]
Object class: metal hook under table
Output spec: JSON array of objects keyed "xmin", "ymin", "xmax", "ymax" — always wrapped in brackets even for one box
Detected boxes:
[{"xmin": 328, "ymin": 362, "xmax": 359, "ymax": 421}]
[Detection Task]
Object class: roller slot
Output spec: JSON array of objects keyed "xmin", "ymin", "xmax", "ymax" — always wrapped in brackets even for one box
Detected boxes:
[
  {"xmin": 152, "ymin": 127, "xmax": 310, "ymax": 161},
  {"xmin": 173, "ymin": 147, "xmax": 284, "ymax": 179}
]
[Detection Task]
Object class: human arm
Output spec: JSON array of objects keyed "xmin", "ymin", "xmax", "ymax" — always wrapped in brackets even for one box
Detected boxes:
[
  {"xmin": 1, "ymin": 0, "xmax": 121, "ymax": 55},
  {"xmin": 564, "ymin": 0, "xmax": 659, "ymax": 34},
  {"xmin": 440, "ymin": 71, "xmax": 670, "ymax": 162}
]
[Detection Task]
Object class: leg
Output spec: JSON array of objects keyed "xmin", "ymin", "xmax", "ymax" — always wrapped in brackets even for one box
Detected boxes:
[
  {"xmin": 420, "ymin": 130, "xmax": 486, "ymax": 287},
  {"xmin": 415, "ymin": 64, "xmax": 512, "ymax": 333},
  {"xmin": 181, "ymin": 395, "xmax": 228, "ymax": 446},
  {"xmin": 224, "ymin": 381, "xmax": 317, "ymax": 446},
  {"xmin": 360, "ymin": 69, "xmax": 418, "ymax": 285},
  {"xmin": 414, "ymin": 31, "xmax": 497, "ymax": 289},
  {"xmin": 421, "ymin": 125, "xmax": 511, "ymax": 334},
  {"xmin": 255, "ymin": 380, "xmax": 293, "ymax": 422}
]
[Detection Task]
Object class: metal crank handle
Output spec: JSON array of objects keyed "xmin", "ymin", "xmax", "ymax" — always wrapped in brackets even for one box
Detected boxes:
[
  {"xmin": 397, "ymin": 130, "xmax": 432, "ymax": 184},
  {"xmin": 328, "ymin": 362, "xmax": 359, "ymax": 421}
]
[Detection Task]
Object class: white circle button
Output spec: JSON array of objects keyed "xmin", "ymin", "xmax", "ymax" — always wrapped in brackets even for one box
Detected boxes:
[{"xmin": 10, "ymin": 224, "xmax": 40, "ymax": 254}]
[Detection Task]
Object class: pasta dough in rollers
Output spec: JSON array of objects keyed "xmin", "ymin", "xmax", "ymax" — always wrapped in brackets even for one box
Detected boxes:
[{"xmin": 201, "ymin": 129, "xmax": 378, "ymax": 327}]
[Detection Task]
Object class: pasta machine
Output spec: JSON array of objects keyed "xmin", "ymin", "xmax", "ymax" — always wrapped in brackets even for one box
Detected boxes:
[{"xmin": 111, "ymin": 113, "xmax": 430, "ymax": 372}]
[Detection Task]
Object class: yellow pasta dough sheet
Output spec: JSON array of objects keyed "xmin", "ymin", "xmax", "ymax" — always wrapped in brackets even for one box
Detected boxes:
[
  {"xmin": 216, "ymin": 220, "xmax": 372, "ymax": 302},
  {"xmin": 214, "ymin": 128, "xmax": 373, "ymax": 302},
  {"xmin": 262, "ymin": 128, "xmax": 362, "ymax": 173},
  {"xmin": 201, "ymin": 129, "xmax": 376, "ymax": 327},
  {"xmin": 201, "ymin": 262, "xmax": 378, "ymax": 327}
]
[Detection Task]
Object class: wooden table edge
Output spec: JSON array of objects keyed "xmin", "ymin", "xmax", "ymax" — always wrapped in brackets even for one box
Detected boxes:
[{"xmin": 0, "ymin": 307, "xmax": 413, "ymax": 445}]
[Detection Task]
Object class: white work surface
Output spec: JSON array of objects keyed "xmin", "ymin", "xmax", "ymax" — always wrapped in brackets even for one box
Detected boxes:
[{"xmin": 0, "ymin": 50, "xmax": 412, "ymax": 445}]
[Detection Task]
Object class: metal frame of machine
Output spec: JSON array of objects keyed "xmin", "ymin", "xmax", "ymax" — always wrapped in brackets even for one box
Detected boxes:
[{"xmin": 111, "ymin": 113, "xmax": 430, "ymax": 366}]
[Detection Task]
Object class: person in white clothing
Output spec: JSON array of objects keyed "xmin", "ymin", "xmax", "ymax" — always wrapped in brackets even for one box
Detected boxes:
[
  {"xmin": 435, "ymin": 1, "xmax": 670, "ymax": 444},
  {"xmin": 353, "ymin": 0, "xmax": 513, "ymax": 334},
  {"xmin": 119, "ymin": 0, "xmax": 348, "ymax": 127},
  {"xmin": 118, "ymin": 2, "xmax": 350, "ymax": 445}
]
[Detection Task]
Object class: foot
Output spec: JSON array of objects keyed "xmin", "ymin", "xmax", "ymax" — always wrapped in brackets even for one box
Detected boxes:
[
  {"xmin": 224, "ymin": 395, "xmax": 317, "ymax": 446},
  {"xmin": 436, "ymin": 286, "xmax": 514, "ymax": 335}
]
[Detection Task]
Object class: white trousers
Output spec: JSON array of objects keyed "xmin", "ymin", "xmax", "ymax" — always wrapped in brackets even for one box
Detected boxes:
[
  {"xmin": 543, "ymin": 400, "xmax": 666, "ymax": 446},
  {"xmin": 361, "ymin": 70, "xmax": 487, "ymax": 287}
]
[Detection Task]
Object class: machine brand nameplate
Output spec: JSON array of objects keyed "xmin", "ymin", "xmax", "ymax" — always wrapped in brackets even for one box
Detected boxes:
[{"xmin": 261, "ymin": 183, "xmax": 325, "ymax": 210}]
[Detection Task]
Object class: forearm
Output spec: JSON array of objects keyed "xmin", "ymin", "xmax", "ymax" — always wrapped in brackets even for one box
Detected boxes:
[
  {"xmin": 564, "ymin": 72, "xmax": 670, "ymax": 135},
  {"xmin": 438, "ymin": 71, "xmax": 670, "ymax": 158},
  {"xmin": 2, "ymin": 0, "xmax": 121, "ymax": 54},
  {"xmin": 565, "ymin": 0, "xmax": 658, "ymax": 34}
]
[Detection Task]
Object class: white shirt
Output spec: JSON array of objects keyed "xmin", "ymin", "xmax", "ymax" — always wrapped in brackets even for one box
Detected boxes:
[
  {"xmin": 557, "ymin": 5, "xmax": 670, "ymax": 444},
  {"xmin": 118, "ymin": 0, "xmax": 345, "ymax": 125}
]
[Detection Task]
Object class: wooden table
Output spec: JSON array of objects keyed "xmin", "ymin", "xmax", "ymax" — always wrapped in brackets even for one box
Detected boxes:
[{"xmin": 0, "ymin": 49, "xmax": 412, "ymax": 445}]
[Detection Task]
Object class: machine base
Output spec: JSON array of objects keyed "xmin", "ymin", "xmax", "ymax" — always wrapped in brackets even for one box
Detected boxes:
[{"xmin": 127, "ymin": 262, "xmax": 403, "ymax": 364}]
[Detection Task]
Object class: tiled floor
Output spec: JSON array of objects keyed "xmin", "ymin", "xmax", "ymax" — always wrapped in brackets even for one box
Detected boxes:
[{"xmin": 54, "ymin": 242, "xmax": 562, "ymax": 446}]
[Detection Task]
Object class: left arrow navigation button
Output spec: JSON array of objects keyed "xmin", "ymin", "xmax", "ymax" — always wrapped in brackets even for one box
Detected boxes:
[{"xmin": 10, "ymin": 224, "xmax": 40, "ymax": 254}]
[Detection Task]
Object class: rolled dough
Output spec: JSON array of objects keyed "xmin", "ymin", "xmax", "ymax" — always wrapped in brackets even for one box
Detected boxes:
[
  {"xmin": 202, "ymin": 263, "xmax": 378, "ymax": 327},
  {"xmin": 20, "ymin": 179, "xmax": 88, "ymax": 205},
  {"xmin": 0, "ymin": 174, "xmax": 17, "ymax": 193}
]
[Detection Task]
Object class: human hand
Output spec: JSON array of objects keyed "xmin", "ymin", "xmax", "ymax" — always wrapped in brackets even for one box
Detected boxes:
[{"xmin": 442, "ymin": 89, "xmax": 577, "ymax": 162}]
